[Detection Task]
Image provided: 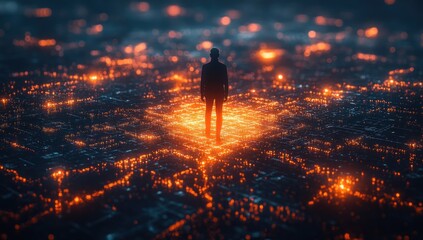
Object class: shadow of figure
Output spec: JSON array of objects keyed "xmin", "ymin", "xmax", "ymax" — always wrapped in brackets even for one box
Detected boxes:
[{"xmin": 201, "ymin": 48, "xmax": 229, "ymax": 145}]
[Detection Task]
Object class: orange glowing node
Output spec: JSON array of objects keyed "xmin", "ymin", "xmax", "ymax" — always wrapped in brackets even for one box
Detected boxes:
[
  {"xmin": 38, "ymin": 39, "xmax": 56, "ymax": 47},
  {"xmin": 166, "ymin": 5, "xmax": 183, "ymax": 17},
  {"xmin": 308, "ymin": 30, "xmax": 317, "ymax": 38},
  {"xmin": 344, "ymin": 233, "xmax": 351, "ymax": 240},
  {"xmin": 89, "ymin": 75, "xmax": 98, "ymax": 81},
  {"xmin": 258, "ymin": 49, "xmax": 284, "ymax": 61},
  {"xmin": 385, "ymin": 0, "xmax": 395, "ymax": 5},
  {"xmin": 197, "ymin": 41, "xmax": 213, "ymax": 50},
  {"xmin": 247, "ymin": 23, "xmax": 261, "ymax": 32},
  {"xmin": 93, "ymin": 24, "xmax": 103, "ymax": 33},
  {"xmin": 316, "ymin": 42, "xmax": 331, "ymax": 51},
  {"xmin": 51, "ymin": 169, "xmax": 66, "ymax": 182},
  {"xmin": 364, "ymin": 27, "xmax": 379, "ymax": 38},
  {"xmin": 220, "ymin": 16, "xmax": 231, "ymax": 26},
  {"xmin": 67, "ymin": 99, "xmax": 75, "ymax": 105},
  {"xmin": 356, "ymin": 53, "xmax": 377, "ymax": 61},
  {"xmin": 46, "ymin": 102, "xmax": 55, "ymax": 108},
  {"xmin": 170, "ymin": 56, "xmax": 179, "ymax": 63},
  {"xmin": 304, "ymin": 42, "xmax": 331, "ymax": 57},
  {"xmin": 33, "ymin": 8, "xmax": 52, "ymax": 18},
  {"xmin": 124, "ymin": 45, "xmax": 133, "ymax": 54},
  {"xmin": 315, "ymin": 16, "xmax": 327, "ymax": 25},
  {"xmin": 322, "ymin": 88, "xmax": 331, "ymax": 96},
  {"xmin": 134, "ymin": 42, "xmax": 147, "ymax": 53},
  {"xmin": 277, "ymin": 74, "xmax": 283, "ymax": 80},
  {"xmin": 260, "ymin": 50, "xmax": 276, "ymax": 59}
]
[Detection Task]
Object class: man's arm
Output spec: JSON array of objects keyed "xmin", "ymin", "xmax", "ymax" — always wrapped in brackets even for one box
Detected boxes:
[
  {"xmin": 200, "ymin": 65, "xmax": 205, "ymax": 101},
  {"xmin": 223, "ymin": 65, "xmax": 228, "ymax": 101}
]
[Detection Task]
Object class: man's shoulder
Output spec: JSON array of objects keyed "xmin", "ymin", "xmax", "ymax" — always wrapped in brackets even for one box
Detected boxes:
[
  {"xmin": 213, "ymin": 61, "xmax": 227, "ymax": 69},
  {"xmin": 202, "ymin": 62, "xmax": 212, "ymax": 69},
  {"xmin": 203, "ymin": 61, "xmax": 226, "ymax": 68}
]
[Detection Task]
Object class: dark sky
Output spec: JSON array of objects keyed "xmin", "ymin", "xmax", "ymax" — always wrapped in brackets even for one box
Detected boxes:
[{"xmin": 1, "ymin": 0, "xmax": 422, "ymax": 74}]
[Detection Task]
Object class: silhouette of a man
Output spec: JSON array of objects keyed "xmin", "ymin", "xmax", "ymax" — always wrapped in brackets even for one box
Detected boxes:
[{"xmin": 201, "ymin": 48, "xmax": 228, "ymax": 143}]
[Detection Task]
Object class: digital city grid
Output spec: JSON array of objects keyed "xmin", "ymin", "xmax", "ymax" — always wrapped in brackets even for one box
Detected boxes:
[{"xmin": 0, "ymin": 0, "xmax": 422, "ymax": 239}]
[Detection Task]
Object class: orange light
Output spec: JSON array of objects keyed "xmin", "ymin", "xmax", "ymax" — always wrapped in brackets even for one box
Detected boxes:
[
  {"xmin": 116, "ymin": 58, "xmax": 133, "ymax": 66},
  {"xmin": 94, "ymin": 24, "xmax": 103, "ymax": 32},
  {"xmin": 344, "ymin": 233, "xmax": 351, "ymax": 240},
  {"xmin": 33, "ymin": 8, "xmax": 52, "ymax": 18},
  {"xmin": 197, "ymin": 41, "xmax": 213, "ymax": 50},
  {"xmin": 315, "ymin": 16, "xmax": 327, "ymax": 25},
  {"xmin": 166, "ymin": 5, "xmax": 183, "ymax": 17},
  {"xmin": 89, "ymin": 75, "xmax": 98, "ymax": 81},
  {"xmin": 124, "ymin": 46, "xmax": 133, "ymax": 54},
  {"xmin": 51, "ymin": 169, "xmax": 66, "ymax": 183},
  {"xmin": 145, "ymin": 94, "xmax": 279, "ymax": 153},
  {"xmin": 260, "ymin": 51, "xmax": 276, "ymax": 59},
  {"xmin": 277, "ymin": 74, "xmax": 283, "ymax": 80},
  {"xmin": 46, "ymin": 102, "xmax": 55, "ymax": 108},
  {"xmin": 364, "ymin": 27, "xmax": 379, "ymax": 38},
  {"xmin": 258, "ymin": 49, "xmax": 284, "ymax": 61},
  {"xmin": 170, "ymin": 56, "xmax": 179, "ymax": 63},
  {"xmin": 38, "ymin": 39, "xmax": 56, "ymax": 47},
  {"xmin": 134, "ymin": 42, "xmax": 147, "ymax": 53},
  {"xmin": 74, "ymin": 140, "xmax": 86, "ymax": 147},
  {"xmin": 220, "ymin": 16, "xmax": 231, "ymax": 26},
  {"xmin": 308, "ymin": 30, "xmax": 317, "ymax": 38},
  {"xmin": 247, "ymin": 23, "xmax": 261, "ymax": 32},
  {"xmin": 385, "ymin": 0, "xmax": 395, "ymax": 5},
  {"xmin": 67, "ymin": 99, "xmax": 75, "ymax": 105},
  {"xmin": 304, "ymin": 42, "xmax": 331, "ymax": 57},
  {"xmin": 171, "ymin": 74, "xmax": 186, "ymax": 82},
  {"xmin": 356, "ymin": 53, "xmax": 377, "ymax": 61}
]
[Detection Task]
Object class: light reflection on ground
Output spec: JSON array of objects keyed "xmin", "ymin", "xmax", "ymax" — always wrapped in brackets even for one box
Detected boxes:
[{"xmin": 146, "ymin": 94, "xmax": 281, "ymax": 155}]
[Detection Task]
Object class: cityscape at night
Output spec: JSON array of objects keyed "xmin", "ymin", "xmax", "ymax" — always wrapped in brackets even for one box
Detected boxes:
[{"xmin": 0, "ymin": 0, "xmax": 422, "ymax": 239}]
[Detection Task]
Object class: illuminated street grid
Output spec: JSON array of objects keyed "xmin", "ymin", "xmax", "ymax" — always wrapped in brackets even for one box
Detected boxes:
[{"xmin": 0, "ymin": 0, "xmax": 422, "ymax": 239}]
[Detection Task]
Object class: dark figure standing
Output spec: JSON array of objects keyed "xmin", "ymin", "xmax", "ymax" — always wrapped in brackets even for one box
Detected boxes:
[{"xmin": 201, "ymin": 48, "xmax": 228, "ymax": 144}]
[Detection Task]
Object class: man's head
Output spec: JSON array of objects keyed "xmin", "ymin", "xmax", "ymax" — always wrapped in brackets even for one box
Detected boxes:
[{"xmin": 210, "ymin": 48, "xmax": 220, "ymax": 59}]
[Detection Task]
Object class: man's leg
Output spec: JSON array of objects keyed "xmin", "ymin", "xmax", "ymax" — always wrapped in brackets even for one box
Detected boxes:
[
  {"xmin": 205, "ymin": 97, "xmax": 214, "ymax": 137},
  {"xmin": 215, "ymin": 97, "xmax": 223, "ymax": 141}
]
